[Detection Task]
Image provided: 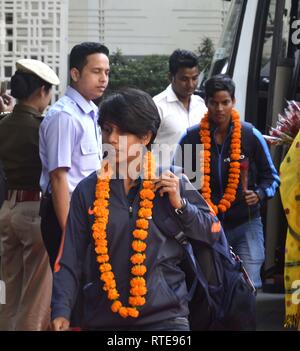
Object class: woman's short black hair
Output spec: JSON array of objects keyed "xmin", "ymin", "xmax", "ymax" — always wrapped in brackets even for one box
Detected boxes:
[
  {"xmin": 204, "ymin": 74, "xmax": 235, "ymax": 102},
  {"xmin": 99, "ymin": 88, "xmax": 161, "ymax": 148},
  {"xmin": 10, "ymin": 71, "xmax": 52, "ymax": 100}
]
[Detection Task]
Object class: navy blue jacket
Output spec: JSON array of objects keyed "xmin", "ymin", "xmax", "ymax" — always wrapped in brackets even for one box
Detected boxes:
[
  {"xmin": 175, "ymin": 122, "xmax": 280, "ymax": 230},
  {"xmin": 51, "ymin": 171, "xmax": 221, "ymax": 329}
]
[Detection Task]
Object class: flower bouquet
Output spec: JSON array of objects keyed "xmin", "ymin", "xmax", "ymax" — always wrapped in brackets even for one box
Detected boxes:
[{"xmin": 264, "ymin": 100, "xmax": 300, "ymax": 146}]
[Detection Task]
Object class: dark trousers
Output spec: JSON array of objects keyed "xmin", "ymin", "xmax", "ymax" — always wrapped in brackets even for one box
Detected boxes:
[
  {"xmin": 40, "ymin": 196, "xmax": 62, "ymax": 271},
  {"xmin": 40, "ymin": 195, "xmax": 83, "ymax": 327}
]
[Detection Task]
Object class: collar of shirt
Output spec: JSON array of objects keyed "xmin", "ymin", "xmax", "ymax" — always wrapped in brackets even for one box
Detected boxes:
[
  {"xmin": 165, "ymin": 84, "xmax": 200, "ymax": 110},
  {"xmin": 65, "ymin": 86, "xmax": 98, "ymax": 120},
  {"xmin": 12, "ymin": 104, "xmax": 41, "ymax": 118}
]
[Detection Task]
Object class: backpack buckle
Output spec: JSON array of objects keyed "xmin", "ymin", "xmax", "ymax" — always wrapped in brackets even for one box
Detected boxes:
[{"xmin": 174, "ymin": 231, "xmax": 188, "ymax": 245}]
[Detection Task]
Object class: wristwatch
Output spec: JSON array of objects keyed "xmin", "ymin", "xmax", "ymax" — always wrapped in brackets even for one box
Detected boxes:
[{"xmin": 174, "ymin": 198, "xmax": 187, "ymax": 215}]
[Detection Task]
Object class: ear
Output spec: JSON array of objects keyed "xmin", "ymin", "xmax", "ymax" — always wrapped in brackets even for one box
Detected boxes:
[
  {"xmin": 70, "ymin": 67, "xmax": 80, "ymax": 83},
  {"xmin": 142, "ymin": 131, "xmax": 153, "ymax": 146},
  {"xmin": 232, "ymin": 97, "xmax": 236, "ymax": 107},
  {"xmin": 38, "ymin": 85, "xmax": 50, "ymax": 98},
  {"xmin": 168, "ymin": 73, "xmax": 174, "ymax": 83}
]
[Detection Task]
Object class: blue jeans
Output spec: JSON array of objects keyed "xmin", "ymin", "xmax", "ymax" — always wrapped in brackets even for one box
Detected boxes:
[{"xmin": 225, "ymin": 216, "xmax": 265, "ymax": 289}]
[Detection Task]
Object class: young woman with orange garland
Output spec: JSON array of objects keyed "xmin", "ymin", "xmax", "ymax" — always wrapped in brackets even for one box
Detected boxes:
[
  {"xmin": 175, "ymin": 75, "xmax": 280, "ymax": 289},
  {"xmin": 51, "ymin": 88, "xmax": 221, "ymax": 331}
]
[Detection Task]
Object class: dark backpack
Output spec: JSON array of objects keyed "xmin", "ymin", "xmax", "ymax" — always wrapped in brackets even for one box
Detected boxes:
[
  {"xmin": 175, "ymin": 229, "xmax": 257, "ymax": 331},
  {"xmin": 0, "ymin": 160, "xmax": 7, "ymax": 208}
]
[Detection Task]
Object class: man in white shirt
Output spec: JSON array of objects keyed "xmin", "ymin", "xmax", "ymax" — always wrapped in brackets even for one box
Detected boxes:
[{"xmin": 153, "ymin": 49, "xmax": 207, "ymax": 169}]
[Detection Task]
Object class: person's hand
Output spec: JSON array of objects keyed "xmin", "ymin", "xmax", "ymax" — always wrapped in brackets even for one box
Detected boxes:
[
  {"xmin": 51, "ymin": 317, "xmax": 70, "ymax": 331},
  {"xmin": 153, "ymin": 170, "xmax": 182, "ymax": 209},
  {"xmin": 0, "ymin": 94, "xmax": 15, "ymax": 113},
  {"xmin": 244, "ymin": 190, "xmax": 260, "ymax": 206}
]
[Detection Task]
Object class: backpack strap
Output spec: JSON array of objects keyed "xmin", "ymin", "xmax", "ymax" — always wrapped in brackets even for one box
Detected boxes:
[{"xmin": 174, "ymin": 231, "xmax": 215, "ymax": 306}]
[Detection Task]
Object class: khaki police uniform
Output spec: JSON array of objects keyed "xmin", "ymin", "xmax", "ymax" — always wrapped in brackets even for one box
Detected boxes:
[{"xmin": 0, "ymin": 59, "xmax": 59, "ymax": 331}]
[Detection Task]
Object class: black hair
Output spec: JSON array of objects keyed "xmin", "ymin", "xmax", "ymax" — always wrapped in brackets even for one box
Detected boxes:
[
  {"xmin": 169, "ymin": 49, "xmax": 199, "ymax": 76},
  {"xmin": 99, "ymin": 88, "xmax": 161, "ymax": 149},
  {"xmin": 69, "ymin": 42, "xmax": 109, "ymax": 72},
  {"xmin": 204, "ymin": 74, "xmax": 235, "ymax": 102},
  {"xmin": 10, "ymin": 71, "xmax": 52, "ymax": 100}
]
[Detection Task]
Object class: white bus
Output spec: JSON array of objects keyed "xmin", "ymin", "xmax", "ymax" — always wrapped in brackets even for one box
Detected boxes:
[{"xmin": 206, "ymin": 0, "xmax": 300, "ymax": 292}]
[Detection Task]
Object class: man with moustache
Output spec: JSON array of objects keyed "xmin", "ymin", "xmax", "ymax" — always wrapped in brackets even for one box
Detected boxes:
[{"xmin": 39, "ymin": 42, "xmax": 110, "ymax": 270}]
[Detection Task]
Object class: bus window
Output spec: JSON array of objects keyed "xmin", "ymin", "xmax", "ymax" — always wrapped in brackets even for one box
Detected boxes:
[
  {"xmin": 208, "ymin": 0, "xmax": 245, "ymax": 77},
  {"xmin": 259, "ymin": 1, "xmax": 276, "ymax": 89}
]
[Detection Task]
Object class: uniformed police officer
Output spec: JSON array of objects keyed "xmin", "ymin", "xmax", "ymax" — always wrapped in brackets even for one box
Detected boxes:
[{"xmin": 0, "ymin": 59, "xmax": 59, "ymax": 330}]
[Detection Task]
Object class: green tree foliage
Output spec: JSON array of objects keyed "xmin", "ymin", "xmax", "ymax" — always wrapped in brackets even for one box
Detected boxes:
[
  {"xmin": 107, "ymin": 51, "xmax": 169, "ymax": 97},
  {"xmin": 106, "ymin": 38, "xmax": 214, "ymax": 97},
  {"xmin": 196, "ymin": 37, "xmax": 215, "ymax": 72}
]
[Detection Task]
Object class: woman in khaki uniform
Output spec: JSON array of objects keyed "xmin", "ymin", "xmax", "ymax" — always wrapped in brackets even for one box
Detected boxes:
[{"xmin": 0, "ymin": 59, "xmax": 59, "ymax": 330}]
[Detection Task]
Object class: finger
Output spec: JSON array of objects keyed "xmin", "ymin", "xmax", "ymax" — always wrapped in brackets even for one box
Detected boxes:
[
  {"xmin": 159, "ymin": 186, "xmax": 178, "ymax": 197},
  {"xmin": 163, "ymin": 172, "xmax": 177, "ymax": 180},
  {"xmin": 154, "ymin": 180, "xmax": 178, "ymax": 191}
]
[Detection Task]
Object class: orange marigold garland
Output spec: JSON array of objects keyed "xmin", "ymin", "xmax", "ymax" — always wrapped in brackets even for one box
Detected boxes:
[
  {"xmin": 90, "ymin": 152, "xmax": 156, "ymax": 319},
  {"xmin": 199, "ymin": 109, "xmax": 241, "ymax": 214}
]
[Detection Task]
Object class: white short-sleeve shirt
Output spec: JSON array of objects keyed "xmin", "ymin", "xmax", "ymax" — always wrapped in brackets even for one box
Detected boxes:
[{"xmin": 153, "ymin": 84, "xmax": 207, "ymax": 168}]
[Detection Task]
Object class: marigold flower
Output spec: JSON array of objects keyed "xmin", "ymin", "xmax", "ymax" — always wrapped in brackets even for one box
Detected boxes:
[
  {"xmin": 119, "ymin": 307, "xmax": 129, "ymax": 318},
  {"xmin": 140, "ymin": 189, "xmax": 155, "ymax": 201},
  {"xmin": 131, "ymin": 264, "xmax": 147, "ymax": 276},
  {"xmin": 201, "ymin": 186, "xmax": 211, "ymax": 193},
  {"xmin": 232, "ymin": 132, "xmax": 241, "ymax": 139},
  {"xmin": 218, "ymin": 204, "xmax": 227, "ymax": 213},
  {"xmin": 224, "ymin": 194, "xmax": 235, "ymax": 202},
  {"xmin": 101, "ymin": 271, "xmax": 115, "ymax": 281},
  {"xmin": 95, "ymin": 239, "xmax": 108, "ymax": 247},
  {"xmin": 108, "ymin": 288, "xmax": 120, "ymax": 300},
  {"xmin": 111, "ymin": 300, "xmax": 122, "ymax": 313},
  {"xmin": 138, "ymin": 208, "xmax": 152, "ymax": 218},
  {"xmin": 128, "ymin": 296, "xmax": 146, "ymax": 307},
  {"xmin": 127, "ymin": 307, "xmax": 139, "ymax": 318},
  {"xmin": 130, "ymin": 253, "xmax": 146, "ymax": 265},
  {"xmin": 130, "ymin": 277, "xmax": 146, "ymax": 287},
  {"xmin": 133, "ymin": 229, "xmax": 148, "ymax": 240},
  {"xmin": 230, "ymin": 167, "xmax": 240, "ymax": 174},
  {"xmin": 94, "ymin": 199, "xmax": 109, "ymax": 208},
  {"xmin": 132, "ymin": 240, "xmax": 147, "ymax": 253},
  {"xmin": 140, "ymin": 199, "xmax": 153, "ymax": 209},
  {"xmin": 99, "ymin": 263, "xmax": 112, "ymax": 273},
  {"xmin": 93, "ymin": 232, "xmax": 106, "ymax": 241},
  {"xmin": 130, "ymin": 286, "xmax": 147, "ymax": 296},
  {"xmin": 204, "ymin": 150, "xmax": 211, "ymax": 158},
  {"xmin": 136, "ymin": 219, "xmax": 149, "ymax": 230},
  {"xmin": 200, "ymin": 130, "xmax": 210, "ymax": 136},
  {"xmin": 142, "ymin": 181, "xmax": 154, "ymax": 189},
  {"xmin": 225, "ymin": 188, "xmax": 237, "ymax": 195},
  {"xmin": 220, "ymin": 199, "xmax": 231, "ymax": 208},
  {"xmin": 103, "ymin": 280, "xmax": 116, "ymax": 291},
  {"xmin": 95, "ymin": 245, "xmax": 108, "ymax": 255},
  {"xmin": 201, "ymin": 136, "xmax": 211, "ymax": 144},
  {"xmin": 97, "ymin": 254, "xmax": 110, "ymax": 264}
]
